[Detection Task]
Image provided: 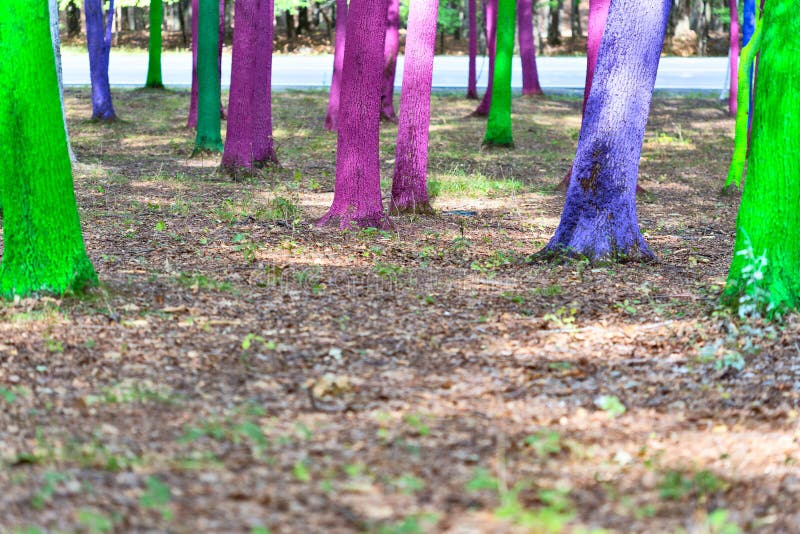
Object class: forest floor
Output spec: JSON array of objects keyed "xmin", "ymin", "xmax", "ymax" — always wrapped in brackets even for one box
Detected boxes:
[{"xmin": 1, "ymin": 89, "xmax": 799, "ymax": 533}]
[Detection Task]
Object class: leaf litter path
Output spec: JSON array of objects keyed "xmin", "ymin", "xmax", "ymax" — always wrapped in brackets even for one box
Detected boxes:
[{"xmin": 0, "ymin": 89, "xmax": 798, "ymax": 533}]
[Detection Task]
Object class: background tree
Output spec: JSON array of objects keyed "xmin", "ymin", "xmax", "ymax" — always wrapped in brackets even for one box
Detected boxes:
[
  {"xmin": 390, "ymin": 0, "xmax": 440, "ymax": 214},
  {"xmin": 467, "ymin": 0, "xmax": 479, "ymax": 99},
  {"xmin": 50, "ymin": 0, "xmax": 75, "ymax": 161},
  {"xmin": 473, "ymin": 0, "xmax": 497, "ymax": 116},
  {"xmin": 325, "ymin": 0, "xmax": 348, "ymax": 131},
  {"xmin": 483, "ymin": 0, "xmax": 515, "ymax": 147},
  {"xmin": 146, "ymin": 0, "xmax": 165, "ymax": 88},
  {"xmin": 543, "ymin": 0, "xmax": 671, "ymax": 261},
  {"xmin": 193, "ymin": 0, "xmax": 223, "ymax": 153},
  {"xmin": 518, "ymin": 0, "xmax": 543, "ymax": 96},
  {"xmin": 0, "ymin": 0, "xmax": 97, "ymax": 298},
  {"xmin": 319, "ymin": 0, "xmax": 390, "ymax": 229},
  {"xmin": 222, "ymin": 0, "xmax": 278, "ymax": 175},
  {"xmin": 85, "ymin": 0, "xmax": 117, "ymax": 121},
  {"xmin": 725, "ymin": 1, "xmax": 800, "ymax": 314},
  {"xmin": 381, "ymin": 0, "xmax": 401, "ymax": 122},
  {"xmin": 188, "ymin": 0, "xmax": 227, "ymax": 128}
]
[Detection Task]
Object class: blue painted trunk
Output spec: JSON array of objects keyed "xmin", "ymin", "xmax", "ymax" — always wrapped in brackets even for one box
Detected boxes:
[
  {"xmin": 544, "ymin": 0, "xmax": 671, "ymax": 261},
  {"xmin": 85, "ymin": 0, "xmax": 116, "ymax": 121}
]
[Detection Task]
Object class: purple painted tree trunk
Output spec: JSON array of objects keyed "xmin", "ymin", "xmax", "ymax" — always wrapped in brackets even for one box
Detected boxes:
[
  {"xmin": 85, "ymin": 0, "xmax": 116, "ymax": 121},
  {"xmin": 319, "ymin": 0, "xmax": 390, "ymax": 229},
  {"xmin": 517, "ymin": 0, "xmax": 543, "ymax": 96},
  {"xmin": 390, "ymin": 0, "xmax": 440, "ymax": 214},
  {"xmin": 544, "ymin": 0, "xmax": 671, "ymax": 262},
  {"xmin": 381, "ymin": 0, "xmax": 401, "ymax": 122},
  {"xmin": 188, "ymin": 0, "xmax": 226, "ymax": 128},
  {"xmin": 467, "ymin": 0, "xmax": 479, "ymax": 99},
  {"xmin": 728, "ymin": 0, "xmax": 739, "ymax": 116},
  {"xmin": 221, "ymin": 0, "xmax": 277, "ymax": 175},
  {"xmin": 325, "ymin": 0, "xmax": 348, "ymax": 131},
  {"xmin": 473, "ymin": 0, "xmax": 497, "ymax": 116}
]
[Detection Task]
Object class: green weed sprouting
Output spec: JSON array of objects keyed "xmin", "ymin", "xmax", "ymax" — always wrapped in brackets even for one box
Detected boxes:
[{"xmin": 734, "ymin": 235, "xmax": 774, "ymax": 320}]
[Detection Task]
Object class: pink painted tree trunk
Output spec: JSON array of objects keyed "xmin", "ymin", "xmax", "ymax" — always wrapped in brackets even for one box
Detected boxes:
[
  {"xmin": 558, "ymin": 0, "xmax": 611, "ymax": 190},
  {"xmin": 325, "ymin": 0, "xmax": 348, "ymax": 131},
  {"xmin": 188, "ymin": 0, "xmax": 226, "ymax": 128},
  {"xmin": 728, "ymin": 0, "xmax": 739, "ymax": 116},
  {"xmin": 467, "ymin": 0, "xmax": 479, "ymax": 99},
  {"xmin": 518, "ymin": 0, "xmax": 543, "ymax": 96},
  {"xmin": 473, "ymin": 0, "xmax": 497, "ymax": 116},
  {"xmin": 390, "ymin": 0, "xmax": 440, "ymax": 214},
  {"xmin": 319, "ymin": 0, "xmax": 390, "ymax": 229},
  {"xmin": 582, "ymin": 0, "xmax": 611, "ymax": 113},
  {"xmin": 381, "ymin": 0, "xmax": 401, "ymax": 122},
  {"xmin": 221, "ymin": 0, "xmax": 277, "ymax": 175}
]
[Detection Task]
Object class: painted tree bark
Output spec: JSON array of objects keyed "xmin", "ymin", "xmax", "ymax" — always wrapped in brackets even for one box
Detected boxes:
[
  {"xmin": 319, "ymin": 0, "xmax": 390, "ymax": 229},
  {"xmin": 193, "ymin": 0, "xmax": 223, "ymax": 152},
  {"xmin": 727, "ymin": 0, "xmax": 739, "ymax": 116},
  {"xmin": 390, "ymin": 0, "xmax": 440, "ymax": 214},
  {"xmin": 725, "ymin": 1, "xmax": 800, "ymax": 314},
  {"xmin": 222, "ymin": 0, "xmax": 278, "ymax": 175},
  {"xmin": 517, "ymin": 0, "xmax": 543, "ymax": 96},
  {"xmin": 483, "ymin": 0, "xmax": 515, "ymax": 147},
  {"xmin": 543, "ymin": 0, "xmax": 671, "ymax": 262},
  {"xmin": 325, "ymin": 0, "xmax": 348, "ymax": 131},
  {"xmin": 49, "ymin": 0, "xmax": 75, "ymax": 162},
  {"xmin": 0, "ymin": 0, "xmax": 97, "ymax": 297},
  {"xmin": 473, "ymin": 0, "xmax": 497, "ymax": 116},
  {"xmin": 188, "ymin": 0, "xmax": 226, "ymax": 128},
  {"xmin": 84, "ymin": 0, "xmax": 117, "ymax": 121},
  {"xmin": 558, "ymin": 0, "xmax": 611, "ymax": 190},
  {"xmin": 381, "ymin": 0, "xmax": 401, "ymax": 122},
  {"xmin": 467, "ymin": 0, "xmax": 479, "ymax": 99},
  {"xmin": 742, "ymin": 0, "xmax": 756, "ymax": 123},
  {"xmin": 146, "ymin": 0, "xmax": 164, "ymax": 88}
]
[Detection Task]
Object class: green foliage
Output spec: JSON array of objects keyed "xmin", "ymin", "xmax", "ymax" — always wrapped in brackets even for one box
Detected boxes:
[
  {"xmin": 140, "ymin": 476, "xmax": 173, "ymax": 520},
  {"xmin": 594, "ymin": 395, "xmax": 626, "ymax": 418}
]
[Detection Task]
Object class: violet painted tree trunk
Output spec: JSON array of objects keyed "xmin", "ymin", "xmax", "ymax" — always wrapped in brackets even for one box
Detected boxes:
[
  {"xmin": 728, "ymin": 0, "xmax": 739, "ymax": 116},
  {"xmin": 473, "ymin": 0, "xmax": 497, "ymax": 116},
  {"xmin": 319, "ymin": 0, "xmax": 390, "ymax": 229},
  {"xmin": 222, "ymin": 0, "xmax": 278, "ymax": 175},
  {"xmin": 325, "ymin": 0, "xmax": 348, "ymax": 131},
  {"xmin": 517, "ymin": 0, "xmax": 543, "ymax": 96},
  {"xmin": 390, "ymin": 0, "xmax": 440, "ymax": 214},
  {"xmin": 84, "ymin": 0, "xmax": 116, "ymax": 121},
  {"xmin": 381, "ymin": 0, "xmax": 401, "ymax": 122},
  {"xmin": 467, "ymin": 0, "xmax": 479, "ymax": 99},
  {"xmin": 188, "ymin": 0, "xmax": 226, "ymax": 128},
  {"xmin": 543, "ymin": 0, "xmax": 671, "ymax": 262}
]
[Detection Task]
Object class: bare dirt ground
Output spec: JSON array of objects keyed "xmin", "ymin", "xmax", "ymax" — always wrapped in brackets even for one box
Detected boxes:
[{"xmin": 0, "ymin": 89, "xmax": 798, "ymax": 533}]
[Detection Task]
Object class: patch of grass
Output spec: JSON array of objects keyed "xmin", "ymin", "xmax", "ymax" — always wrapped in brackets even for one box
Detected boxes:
[{"xmin": 428, "ymin": 171, "xmax": 523, "ymax": 198}]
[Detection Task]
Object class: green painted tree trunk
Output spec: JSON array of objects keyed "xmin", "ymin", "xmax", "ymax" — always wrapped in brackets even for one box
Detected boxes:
[
  {"xmin": 193, "ymin": 0, "xmax": 223, "ymax": 153},
  {"xmin": 483, "ymin": 0, "xmax": 515, "ymax": 147},
  {"xmin": 146, "ymin": 0, "xmax": 164, "ymax": 88},
  {"xmin": 725, "ymin": 1, "xmax": 800, "ymax": 315},
  {"xmin": 0, "ymin": 1, "xmax": 97, "ymax": 298}
]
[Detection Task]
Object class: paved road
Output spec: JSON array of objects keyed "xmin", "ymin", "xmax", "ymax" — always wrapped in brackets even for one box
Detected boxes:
[{"xmin": 62, "ymin": 51, "xmax": 729, "ymax": 92}]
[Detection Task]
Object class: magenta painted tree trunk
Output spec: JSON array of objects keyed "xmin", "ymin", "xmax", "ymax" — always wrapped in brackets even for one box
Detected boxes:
[
  {"xmin": 467, "ymin": 0, "xmax": 479, "ymax": 99},
  {"xmin": 188, "ymin": 0, "xmax": 226, "ymax": 128},
  {"xmin": 582, "ymin": 0, "xmax": 611, "ymax": 113},
  {"xmin": 221, "ymin": 0, "xmax": 277, "ymax": 175},
  {"xmin": 325, "ymin": 0, "xmax": 348, "ymax": 131},
  {"xmin": 728, "ymin": 0, "xmax": 739, "ymax": 116},
  {"xmin": 558, "ymin": 0, "xmax": 611, "ymax": 190},
  {"xmin": 381, "ymin": 0, "xmax": 401, "ymax": 122},
  {"xmin": 544, "ymin": 0, "xmax": 671, "ymax": 261},
  {"xmin": 319, "ymin": 0, "xmax": 390, "ymax": 229},
  {"xmin": 390, "ymin": 0, "xmax": 440, "ymax": 214},
  {"xmin": 517, "ymin": 0, "xmax": 543, "ymax": 96},
  {"xmin": 473, "ymin": 0, "xmax": 498, "ymax": 116}
]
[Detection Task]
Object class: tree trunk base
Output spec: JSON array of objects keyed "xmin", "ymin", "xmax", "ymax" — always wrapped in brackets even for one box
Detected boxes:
[
  {"xmin": 316, "ymin": 211, "xmax": 393, "ymax": 230},
  {"xmin": 389, "ymin": 199, "xmax": 435, "ymax": 215}
]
